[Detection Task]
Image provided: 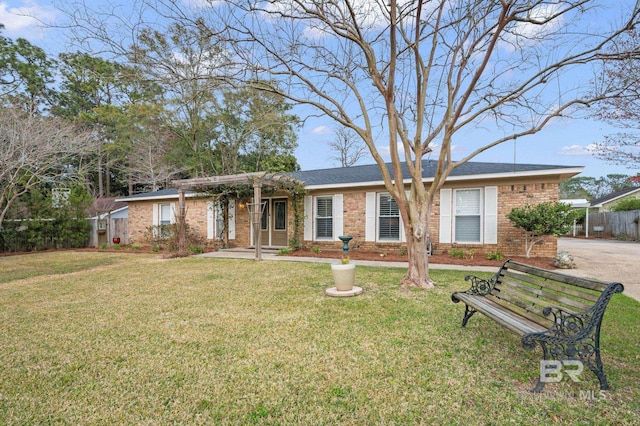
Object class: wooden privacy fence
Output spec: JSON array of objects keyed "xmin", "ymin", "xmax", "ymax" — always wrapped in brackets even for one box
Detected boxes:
[
  {"xmin": 587, "ymin": 210, "xmax": 640, "ymax": 240},
  {"xmin": 88, "ymin": 217, "xmax": 129, "ymax": 247}
]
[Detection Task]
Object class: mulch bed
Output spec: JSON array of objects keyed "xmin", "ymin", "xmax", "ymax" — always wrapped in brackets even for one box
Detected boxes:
[
  {"xmin": 284, "ymin": 248, "xmax": 556, "ymax": 269},
  {"xmin": 2, "ymin": 246, "xmax": 556, "ymax": 270}
]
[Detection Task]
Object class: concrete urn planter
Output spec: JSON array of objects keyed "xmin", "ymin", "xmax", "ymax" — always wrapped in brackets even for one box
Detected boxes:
[{"xmin": 331, "ymin": 263, "xmax": 356, "ymax": 291}]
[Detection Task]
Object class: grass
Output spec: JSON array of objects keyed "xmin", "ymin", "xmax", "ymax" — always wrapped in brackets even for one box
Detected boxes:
[{"xmin": 0, "ymin": 252, "xmax": 638, "ymax": 425}]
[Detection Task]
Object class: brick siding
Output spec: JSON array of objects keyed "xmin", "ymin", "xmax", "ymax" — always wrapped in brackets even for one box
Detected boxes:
[{"xmin": 127, "ymin": 179, "xmax": 560, "ymax": 258}]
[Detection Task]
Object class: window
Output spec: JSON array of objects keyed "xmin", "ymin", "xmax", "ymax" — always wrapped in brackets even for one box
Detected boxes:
[
  {"xmin": 159, "ymin": 204, "xmax": 172, "ymax": 225},
  {"xmin": 274, "ymin": 200, "xmax": 287, "ymax": 230},
  {"xmin": 159, "ymin": 203, "xmax": 172, "ymax": 238},
  {"xmin": 378, "ymin": 193, "xmax": 400, "ymax": 240},
  {"xmin": 454, "ymin": 189, "xmax": 481, "ymax": 242},
  {"xmin": 214, "ymin": 203, "xmax": 224, "ymax": 239},
  {"xmin": 315, "ymin": 196, "xmax": 333, "ymax": 239},
  {"xmin": 207, "ymin": 201, "xmax": 226, "ymax": 240}
]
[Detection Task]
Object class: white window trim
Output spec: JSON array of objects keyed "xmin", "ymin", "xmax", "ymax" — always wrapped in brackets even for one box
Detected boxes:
[{"xmin": 452, "ymin": 188, "xmax": 483, "ymax": 244}]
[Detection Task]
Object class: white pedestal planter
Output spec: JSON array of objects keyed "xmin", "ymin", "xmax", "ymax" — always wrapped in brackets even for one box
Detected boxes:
[{"xmin": 326, "ymin": 263, "xmax": 362, "ymax": 297}]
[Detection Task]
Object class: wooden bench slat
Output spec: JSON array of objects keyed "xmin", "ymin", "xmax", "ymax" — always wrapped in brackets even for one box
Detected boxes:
[
  {"xmin": 453, "ymin": 293, "xmax": 547, "ymax": 335},
  {"xmin": 502, "ymin": 260, "xmax": 609, "ymax": 292},
  {"xmin": 489, "ymin": 289, "xmax": 547, "ymax": 318},
  {"xmin": 485, "ymin": 294, "xmax": 554, "ymax": 329},
  {"xmin": 497, "ymin": 277, "xmax": 592, "ymax": 311},
  {"xmin": 502, "ymin": 270, "xmax": 600, "ymax": 304}
]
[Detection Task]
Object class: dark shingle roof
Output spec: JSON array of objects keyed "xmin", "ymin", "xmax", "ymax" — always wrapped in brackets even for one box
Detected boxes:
[
  {"xmin": 589, "ymin": 186, "xmax": 640, "ymax": 206},
  {"xmin": 288, "ymin": 159, "xmax": 578, "ymax": 186},
  {"xmin": 116, "ymin": 159, "xmax": 580, "ymax": 201},
  {"xmin": 116, "ymin": 188, "xmax": 183, "ymax": 201}
]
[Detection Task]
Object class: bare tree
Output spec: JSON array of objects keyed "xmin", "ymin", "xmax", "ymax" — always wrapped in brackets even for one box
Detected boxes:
[
  {"xmin": 0, "ymin": 107, "xmax": 94, "ymax": 228},
  {"xmin": 329, "ymin": 127, "xmax": 367, "ymax": 167},
  {"xmin": 592, "ymin": 31, "xmax": 640, "ymax": 170},
  {"xmin": 201, "ymin": 0, "xmax": 640, "ymax": 288},
  {"xmin": 60, "ymin": 0, "xmax": 640, "ymax": 288}
]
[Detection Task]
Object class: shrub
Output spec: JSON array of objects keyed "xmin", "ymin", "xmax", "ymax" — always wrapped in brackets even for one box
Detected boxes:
[
  {"xmin": 611, "ymin": 198, "xmax": 640, "ymax": 212},
  {"xmin": 507, "ymin": 202, "xmax": 576, "ymax": 258},
  {"xmin": 487, "ymin": 251, "xmax": 504, "ymax": 261},
  {"xmin": 449, "ymin": 248, "xmax": 466, "ymax": 259},
  {"xmin": 188, "ymin": 245, "xmax": 204, "ymax": 254}
]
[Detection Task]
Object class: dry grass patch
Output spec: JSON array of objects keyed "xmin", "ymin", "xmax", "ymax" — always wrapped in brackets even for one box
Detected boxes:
[{"xmin": 0, "ymin": 251, "xmax": 638, "ymax": 424}]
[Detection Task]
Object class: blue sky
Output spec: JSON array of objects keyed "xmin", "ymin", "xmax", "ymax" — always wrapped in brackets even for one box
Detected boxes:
[{"xmin": 1, "ymin": 0, "xmax": 635, "ymax": 179}]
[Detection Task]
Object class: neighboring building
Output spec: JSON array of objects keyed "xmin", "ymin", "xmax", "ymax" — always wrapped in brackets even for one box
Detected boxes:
[
  {"xmin": 115, "ymin": 160, "xmax": 583, "ymax": 257},
  {"xmin": 588, "ymin": 187, "xmax": 640, "ymax": 212},
  {"xmin": 87, "ymin": 198, "xmax": 129, "ymax": 247}
]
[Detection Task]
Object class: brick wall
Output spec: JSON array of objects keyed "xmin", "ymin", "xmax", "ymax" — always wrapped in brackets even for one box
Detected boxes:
[
  {"xmin": 300, "ymin": 180, "xmax": 560, "ymax": 258},
  {"xmin": 127, "ymin": 201, "xmax": 153, "ymax": 245},
  {"xmin": 234, "ymin": 204, "xmax": 251, "ymax": 247},
  {"xmin": 127, "ymin": 178, "xmax": 561, "ymax": 258},
  {"xmin": 127, "ymin": 198, "xmax": 221, "ymax": 248}
]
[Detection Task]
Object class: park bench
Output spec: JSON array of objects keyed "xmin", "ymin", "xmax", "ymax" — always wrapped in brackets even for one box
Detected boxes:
[{"xmin": 451, "ymin": 259, "xmax": 624, "ymax": 392}]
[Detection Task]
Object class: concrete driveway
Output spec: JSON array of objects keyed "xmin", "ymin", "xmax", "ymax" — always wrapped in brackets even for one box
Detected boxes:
[{"xmin": 558, "ymin": 238, "xmax": 640, "ymax": 302}]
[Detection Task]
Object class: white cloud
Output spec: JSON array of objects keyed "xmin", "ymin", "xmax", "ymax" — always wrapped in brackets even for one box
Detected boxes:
[
  {"xmin": 0, "ymin": 1, "xmax": 57, "ymax": 38},
  {"xmin": 311, "ymin": 125, "xmax": 333, "ymax": 136},
  {"xmin": 558, "ymin": 144, "xmax": 598, "ymax": 156},
  {"xmin": 500, "ymin": 3, "xmax": 564, "ymax": 52}
]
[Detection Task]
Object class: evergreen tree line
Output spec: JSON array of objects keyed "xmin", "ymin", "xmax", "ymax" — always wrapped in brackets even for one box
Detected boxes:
[
  {"xmin": 1, "ymin": 23, "xmax": 300, "ymax": 200},
  {"xmin": 0, "ymin": 23, "xmax": 300, "ymax": 250}
]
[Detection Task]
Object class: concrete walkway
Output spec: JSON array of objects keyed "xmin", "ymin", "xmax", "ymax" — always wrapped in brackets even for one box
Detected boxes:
[
  {"xmin": 195, "ymin": 248, "xmax": 497, "ymax": 273},
  {"xmin": 197, "ymin": 240, "xmax": 639, "ymax": 302}
]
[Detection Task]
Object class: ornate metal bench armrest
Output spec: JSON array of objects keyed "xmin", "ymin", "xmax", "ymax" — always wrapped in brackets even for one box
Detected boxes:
[
  {"xmin": 540, "ymin": 282, "xmax": 624, "ymax": 339},
  {"xmin": 541, "ymin": 305, "xmax": 593, "ymax": 337},
  {"xmin": 461, "ymin": 274, "xmax": 496, "ymax": 296}
]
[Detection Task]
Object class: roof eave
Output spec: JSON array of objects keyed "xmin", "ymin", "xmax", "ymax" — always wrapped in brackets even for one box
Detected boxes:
[
  {"xmin": 302, "ymin": 167, "xmax": 584, "ymax": 191},
  {"xmin": 115, "ymin": 191, "xmax": 205, "ymax": 203}
]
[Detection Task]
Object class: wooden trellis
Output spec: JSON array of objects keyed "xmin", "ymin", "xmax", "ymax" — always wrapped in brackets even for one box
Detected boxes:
[{"xmin": 171, "ymin": 172, "xmax": 300, "ymax": 260}]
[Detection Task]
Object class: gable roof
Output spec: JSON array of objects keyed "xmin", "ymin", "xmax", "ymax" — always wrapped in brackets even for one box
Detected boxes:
[
  {"xmin": 116, "ymin": 188, "xmax": 191, "ymax": 202},
  {"xmin": 116, "ymin": 159, "xmax": 582, "ymax": 202},
  {"xmin": 589, "ymin": 186, "xmax": 640, "ymax": 207},
  {"xmin": 87, "ymin": 197, "xmax": 128, "ymax": 216},
  {"xmin": 289, "ymin": 159, "xmax": 582, "ymax": 188}
]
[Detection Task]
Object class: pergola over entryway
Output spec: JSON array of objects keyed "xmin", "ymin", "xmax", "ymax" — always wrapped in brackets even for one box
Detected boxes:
[{"xmin": 172, "ymin": 172, "xmax": 301, "ymax": 260}]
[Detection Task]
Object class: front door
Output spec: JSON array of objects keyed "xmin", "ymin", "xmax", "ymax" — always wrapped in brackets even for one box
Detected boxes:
[
  {"xmin": 271, "ymin": 199, "xmax": 288, "ymax": 247},
  {"xmin": 256, "ymin": 198, "xmax": 288, "ymax": 247}
]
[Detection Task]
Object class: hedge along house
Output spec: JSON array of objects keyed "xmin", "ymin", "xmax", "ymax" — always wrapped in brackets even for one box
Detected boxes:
[{"xmin": 116, "ymin": 160, "xmax": 582, "ymax": 258}]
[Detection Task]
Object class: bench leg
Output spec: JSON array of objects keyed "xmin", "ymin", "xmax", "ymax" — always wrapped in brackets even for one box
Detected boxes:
[
  {"xmin": 592, "ymin": 367, "xmax": 610, "ymax": 390},
  {"xmin": 461, "ymin": 305, "xmax": 477, "ymax": 327},
  {"xmin": 527, "ymin": 340, "xmax": 611, "ymax": 392},
  {"xmin": 585, "ymin": 351, "xmax": 610, "ymax": 390},
  {"xmin": 531, "ymin": 379, "xmax": 546, "ymax": 393}
]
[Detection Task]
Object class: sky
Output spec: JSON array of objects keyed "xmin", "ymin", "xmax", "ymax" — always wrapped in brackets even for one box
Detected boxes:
[{"xmin": 1, "ymin": 0, "xmax": 637, "ymax": 179}]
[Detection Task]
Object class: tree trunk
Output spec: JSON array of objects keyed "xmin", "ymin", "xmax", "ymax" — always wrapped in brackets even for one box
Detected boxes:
[
  {"xmin": 97, "ymin": 145, "xmax": 104, "ymax": 198},
  {"xmin": 400, "ymin": 195, "xmax": 434, "ymax": 289}
]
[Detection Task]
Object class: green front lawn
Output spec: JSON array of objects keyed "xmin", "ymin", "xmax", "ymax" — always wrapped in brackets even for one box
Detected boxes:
[{"xmin": 1, "ymin": 252, "xmax": 638, "ymax": 425}]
